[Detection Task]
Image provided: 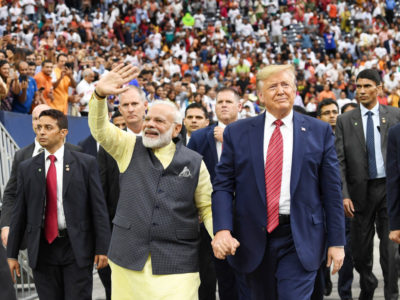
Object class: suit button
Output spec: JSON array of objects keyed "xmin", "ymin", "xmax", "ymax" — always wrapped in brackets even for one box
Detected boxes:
[
  {"xmin": 158, "ymin": 189, "xmax": 163, "ymax": 193},
  {"xmin": 155, "ymin": 205, "xmax": 159, "ymax": 209},
  {"xmin": 152, "ymin": 222, "xmax": 157, "ymax": 226}
]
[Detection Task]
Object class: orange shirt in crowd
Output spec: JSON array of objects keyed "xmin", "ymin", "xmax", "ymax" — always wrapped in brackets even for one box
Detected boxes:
[
  {"xmin": 318, "ymin": 90, "xmax": 336, "ymax": 102},
  {"xmin": 51, "ymin": 67, "xmax": 71, "ymax": 114},
  {"xmin": 34, "ymin": 71, "xmax": 53, "ymax": 106}
]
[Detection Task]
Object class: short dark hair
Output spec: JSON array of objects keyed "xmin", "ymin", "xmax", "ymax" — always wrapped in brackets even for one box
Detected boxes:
[
  {"xmin": 341, "ymin": 102, "xmax": 358, "ymax": 114},
  {"xmin": 57, "ymin": 53, "xmax": 67, "ymax": 62},
  {"xmin": 111, "ymin": 110, "xmax": 122, "ymax": 121},
  {"xmin": 356, "ymin": 69, "xmax": 381, "ymax": 86},
  {"xmin": 185, "ymin": 102, "xmax": 208, "ymax": 118},
  {"xmin": 39, "ymin": 109, "xmax": 68, "ymax": 130},
  {"xmin": 28, "ymin": 61, "xmax": 36, "ymax": 67},
  {"xmin": 317, "ymin": 98, "xmax": 338, "ymax": 117},
  {"xmin": 42, "ymin": 59, "xmax": 52, "ymax": 67}
]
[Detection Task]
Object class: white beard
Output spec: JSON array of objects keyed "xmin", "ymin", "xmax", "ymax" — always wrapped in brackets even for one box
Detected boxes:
[{"xmin": 142, "ymin": 125, "xmax": 174, "ymax": 149}]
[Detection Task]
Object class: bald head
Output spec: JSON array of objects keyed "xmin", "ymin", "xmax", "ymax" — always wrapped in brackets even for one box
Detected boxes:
[{"xmin": 32, "ymin": 104, "xmax": 51, "ymax": 134}]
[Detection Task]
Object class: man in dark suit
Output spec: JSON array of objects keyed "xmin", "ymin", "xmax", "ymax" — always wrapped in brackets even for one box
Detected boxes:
[
  {"xmin": 184, "ymin": 102, "xmax": 210, "ymax": 145},
  {"xmin": 336, "ymin": 69, "xmax": 400, "ymax": 300},
  {"xmin": 387, "ymin": 122, "xmax": 400, "ymax": 243},
  {"xmin": 188, "ymin": 88, "xmax": 250, "ymax": 300},
  {"xmin": 211, "ymin": 64, "xmax": 345, "ymax": 299},
  {"xmin": 1, "ymin": 104, "xmax": 80, "ymax": 247},
  {"xmin": 7, "ymin": 109, "xmax": 110, "ymax": 299}
]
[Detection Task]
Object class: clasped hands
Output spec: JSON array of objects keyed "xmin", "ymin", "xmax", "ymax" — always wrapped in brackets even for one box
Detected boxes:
[{"xmin": 211, "ymin": 230, "xmax": 240, "ymax": 260}]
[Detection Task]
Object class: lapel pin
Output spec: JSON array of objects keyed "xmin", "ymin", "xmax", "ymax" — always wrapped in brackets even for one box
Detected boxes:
[
  {"xmin": 65, "ymin": 164, "xmax": 70, "ymax": 172},
  {"xmin": 354, "ymin": 122, "xmax": 358, "ymax": 126},
  {"xmin": 301, "ymin": 127, "xmax": 306, "ymax": 131},
  {"xmin": 38, "ymin": 168, "xmax": 42, "ymax": 172},
  {"xmin": 382, "ymin": 117, "xmax": 386, "ymax": 124}
]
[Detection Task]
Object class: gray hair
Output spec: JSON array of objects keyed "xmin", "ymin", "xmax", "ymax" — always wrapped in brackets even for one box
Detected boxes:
[
  {"xmin": 152, "ymin": 100, "xmax": 182, "ymax": 124},
  {"xmin": 120, "ymin": 85, "xmax": 148, "ymax": 103},
  {"xmin": 82, "ymin": 68, "xmax": 93, "ymax": 78}
]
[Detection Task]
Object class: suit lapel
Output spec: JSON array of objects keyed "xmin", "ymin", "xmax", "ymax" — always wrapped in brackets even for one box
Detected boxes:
[
  {"xmin": 33, "ymin": 152, "xmax": 46, "ymax": 201},
  {"xmin": 207, "ymin": 124, "xmax": 218, "ymax": 166},
  {"xmin": 379, "ymin": 105, "xmax": 389, "ymax": 149},
  {"xmin": 249, "ymin": 113, "xmax": 267, "ymax": 205},
  {"xmin": 290, "ymin": 112, "xmax": 306, "ymax": 196},
  {"xmin": 351, "ymin": 108, "xmax": 366, "ymax": 151},
  {"xmin": 63, "ymin": 148, "xmax": 75, "ymax": 198}
]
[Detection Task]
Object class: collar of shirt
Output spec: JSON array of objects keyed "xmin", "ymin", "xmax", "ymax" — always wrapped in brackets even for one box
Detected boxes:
[
  {"xmin": 360, "ymin": 101, "xmax": 379, "ymax": 116},
  {"xmin": 33, "ymin": 139, "xmax": 43, "ymax": 157},
  {"xmin": 217, "ymin": 121, "xmax": 227, "ymax": 129},
  {"xmin": 127, "ymin": 127, "xmax": 142, "ymax": 136},
  {"xmin": 44, "ymin": 144, "xmax": 65, "ymax": 163},
  {"xmin": 264, "ymin": 109, "xmax": 294, "ymax": 129}
]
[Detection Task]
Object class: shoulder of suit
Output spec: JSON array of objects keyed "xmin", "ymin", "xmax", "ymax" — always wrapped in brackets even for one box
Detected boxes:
[
  {"xmin": 15, "ymin": 142, "xmax": 35, "ymax": 156},
  {"xmin": 227, "ymin": 114, "xmax": 260, "ymax": 131},
  {"xmin": 65, "ymin": 142, "xmax": 82, "ymax": 152},
  {"xmin": 190, "ymin": 124, "xmax": 214, "ymax": 139}
]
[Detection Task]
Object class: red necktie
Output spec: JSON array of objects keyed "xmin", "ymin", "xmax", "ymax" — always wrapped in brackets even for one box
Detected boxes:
[
  {"xmin": 265, "ymin": 120, "xmax": 283, "ymax": 233},
  {"xmin": 44, "ymin": 154, "xmax": 58, "ymax": 243}
]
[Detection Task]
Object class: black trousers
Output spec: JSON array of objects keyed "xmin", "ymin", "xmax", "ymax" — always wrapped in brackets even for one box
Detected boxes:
[
  {"xmin": 351, "ymin": 178, "xmax": 398, "ymax": 300},
  {"xmin": 33, "ymin": 232, "xmax": 93, "ymax": 300},
  {"xmin": 0, "ymin": 245, "xmax": 16, "ymax": 300},
  {"xmin": 199, "ymin": 224, "xmax": 216, "ymax": 300}
]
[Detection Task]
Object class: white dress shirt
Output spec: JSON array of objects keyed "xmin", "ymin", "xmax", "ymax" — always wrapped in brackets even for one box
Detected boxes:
[
  {"xmin": 360, "ymin": 103, "xmax": 386, "ymax": 178},
  {"xmin": 263, "ymin": 110, "xmax": 293, "ymax": 215},
  {"xmin": 44, "ymin": 145, "xmax": 66, "ymax": 230},
  {"xmin": 216, "ymin": 122, "xmax": 226, "ymax": 161}
]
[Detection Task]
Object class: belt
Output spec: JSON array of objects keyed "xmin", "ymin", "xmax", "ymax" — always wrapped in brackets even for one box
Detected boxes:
[
  {"xmin": 278, "ymin": 214, "xmax": 290, "ymax": 225},
  {"xmin": 57, "ymin": 229, "xmax": 68, "ymax": 238}
]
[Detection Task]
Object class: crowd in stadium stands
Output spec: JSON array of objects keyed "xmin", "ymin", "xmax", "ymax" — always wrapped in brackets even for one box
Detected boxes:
[
  {"xmin": 2, "ymin": 1, "xmax": 400, "ymax": 300},
  {"xmin": 0, "ymin": 0, "xmax": 398, "ymax": 119}
]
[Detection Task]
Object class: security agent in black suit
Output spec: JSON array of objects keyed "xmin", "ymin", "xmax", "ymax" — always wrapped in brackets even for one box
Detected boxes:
[
  {"xmin": 1, "ymin": 104, "xmax": 81, "ymax": 247},
  {"xmin": 335, "ymin": 69, "xmax": 400, "ymax": 300},
  {"xmin": 7, "ymin": 109, "xmax": 111, "ymax": 300}
]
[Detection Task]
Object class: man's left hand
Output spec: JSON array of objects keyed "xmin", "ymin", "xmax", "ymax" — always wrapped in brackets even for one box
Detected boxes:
[
  {"xmin": 326, "ymin": 246, "xmax": 345, "ymax": 275},
  {"xmin": 94, "ymin": 255, "xmax": 108, "ymax": 269}
]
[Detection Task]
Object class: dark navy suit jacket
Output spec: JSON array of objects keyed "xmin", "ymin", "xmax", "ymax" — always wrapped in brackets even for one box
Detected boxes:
[
  {"xmin": 387, "ymin": 123, "xmax": 400, "ymax": 231},
  {"xmin": 187, "ymin": 124, "xmax": 218, "ymax": 182},
  {"xmin": 212, "ymin": 111, "xmax": 345, "ymax": 274}
]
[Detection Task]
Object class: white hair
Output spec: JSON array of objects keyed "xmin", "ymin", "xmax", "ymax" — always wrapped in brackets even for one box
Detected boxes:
[{"xmin": 152, "ymin": 100, "xmax": 182, "ymax": 124}]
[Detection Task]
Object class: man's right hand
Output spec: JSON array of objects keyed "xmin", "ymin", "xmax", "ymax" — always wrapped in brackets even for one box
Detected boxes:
[
  {"xmin": 95, "ymin": 64, "xmax": 140, "ymax": 98},
  {"xmin": 1, "ymin": 226, "xmax": 9, "ymax": 247},
  {"xmin": 8, "ymin": 259, "xmax": 20, "ymax": 283},
  {"xmin": 211, "ymin": 230, "xmax": 240, "ymax": 260},
  {"xmin": 343, "ymin": 198, "xmax": 355, "ymax": 218}
]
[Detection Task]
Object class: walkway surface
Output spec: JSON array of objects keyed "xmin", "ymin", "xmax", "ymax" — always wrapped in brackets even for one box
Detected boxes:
[{"xmin": 92, "ymin": 236, "xmax": 392, "ymax": 300}]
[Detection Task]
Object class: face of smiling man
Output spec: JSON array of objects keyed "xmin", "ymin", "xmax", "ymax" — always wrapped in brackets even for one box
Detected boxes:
[
  {"xmin": 257, "ymin": 68, "xmax": 296, "ymax": 119},
  {"xmin": 142, "ymin": 103, "xmax": 182, "ymax": 149}
]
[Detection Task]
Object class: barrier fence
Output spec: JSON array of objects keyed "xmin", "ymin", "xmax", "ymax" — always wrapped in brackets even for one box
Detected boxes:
[{"xmin": 0, "ymin": 121, "xmax": 38, "ymax": 300}]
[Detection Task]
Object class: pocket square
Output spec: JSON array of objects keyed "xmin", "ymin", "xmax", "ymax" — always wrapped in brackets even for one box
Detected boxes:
[{"xmin": 179, "ymin": 166, "xmax": 192, "ymax": 178}]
